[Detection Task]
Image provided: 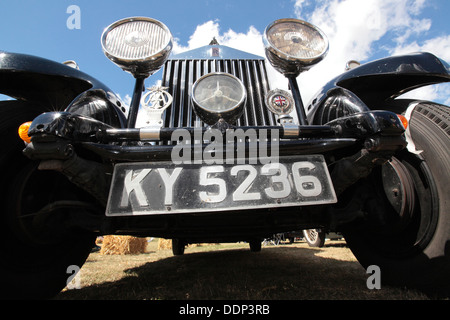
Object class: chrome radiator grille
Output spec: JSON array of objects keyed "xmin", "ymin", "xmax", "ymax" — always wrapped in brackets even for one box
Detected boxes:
[{"xmin": 161, "ymin": 58, "xmax": 276, "ymax": 129}]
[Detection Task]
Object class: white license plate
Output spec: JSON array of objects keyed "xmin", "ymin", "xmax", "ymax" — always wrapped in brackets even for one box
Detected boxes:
[{"xmin": 106, "ymin": 155, "xmax": 337, "ymax": 216}]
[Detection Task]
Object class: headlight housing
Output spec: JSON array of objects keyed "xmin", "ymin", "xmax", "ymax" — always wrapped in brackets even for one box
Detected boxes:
[
  {"xmin": 101, "ymin": 17, "xmax": 173, "ymax": 78},
  {"xmin": 192, "ymin": 73, "xmax": 247, "ymax": 125},
  {"xmin": 263, "ymin": 18, "xmax": 329, "ymax": 76}
]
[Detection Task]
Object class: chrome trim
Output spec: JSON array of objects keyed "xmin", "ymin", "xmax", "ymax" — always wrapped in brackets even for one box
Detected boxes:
[
  {"xmin": 279, "ymin": 116, "xmax": 299, "ymax": 138},
  {"xmin": 139, "ymin": 127, "xmax": 160, "ymax": 140},
  {"xmin": 191, "ymin": 72, "xmax": 247, "ymax": 124},
  {"xmin": 345, "ymin": 60, "xmax": 361, "ymax": 71},
  {"xmin": 141, "ymin": 86, "xmax": 173, "ymax": 127},
  {"xmin": 160, "ymin": 55, "xmax": 277, "ymax": 142},
  {"xmin": 62, "ymin": 60, "xmax": 79, "ymax": 70}
]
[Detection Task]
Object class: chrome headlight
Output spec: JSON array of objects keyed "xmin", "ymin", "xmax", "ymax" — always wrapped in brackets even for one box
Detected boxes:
[
  {"xmin": 101, "ymin": 17, "xmax": 173, "ymax": 78},
  {"xmin": 263, "ymin": 18, "xmax": 329, "ymax": 76},
  {"xmin": 192, "ymin": 73, "xmax": 246, "ymax": 125}
]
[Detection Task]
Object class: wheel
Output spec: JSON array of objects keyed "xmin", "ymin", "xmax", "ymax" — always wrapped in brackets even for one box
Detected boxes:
[
  {"xmin": 172, "ymin": 238, "xmax": 185, "ymax": 255},
  {"xmin": 273, "ymin": 233, "xmax": 285, "ymax": 245},
  {"xmin": 303, "ymin": 229, "xmax": 326, "ymax": 247},
  {"xmin": 343, "ymin": 102, "xmax": 450, "ymax": 296},
  {"xmin": 0, "ymin": 101, "xmax": 95, "ymax": 299},
  {"xmin": 249, "ymin": 240, "xmax": 262, "ymax": 252}
]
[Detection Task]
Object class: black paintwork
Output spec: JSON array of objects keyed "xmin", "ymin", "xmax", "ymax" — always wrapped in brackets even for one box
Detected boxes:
[
  {"xmin": 307, "ymin": 52, "xmax": 450, "ymax": 124},
  {"xmin": 1, "ymin": 49, "xmax": 446, "ymax": 166},
  {"xmin": 0, "ymin": 51, "xmax": 126, "ymax": 128},
  {"xmin": 0, "ymin": 36, "xmax": 427, "ymax": 246}
]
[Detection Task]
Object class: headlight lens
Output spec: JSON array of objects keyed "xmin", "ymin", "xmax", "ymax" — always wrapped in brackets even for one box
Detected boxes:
[
  {"xmin": 192, "ymin": 73, "xmax": 246, "ymax": 125},
  {"xmin": 263, "ymin": 18, "xmax": 328, "ymax": 76},
  {"xmin": 101, "ymin": 17, "xmax": 173, "ymax": 77}
]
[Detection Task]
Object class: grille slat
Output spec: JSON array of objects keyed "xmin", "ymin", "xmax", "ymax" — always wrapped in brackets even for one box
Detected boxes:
[
  {"xmin": 237, "ymin": 60, "xmax": 250, "ymax": 126},
  {"xmin": 162, "ymin": 55, "xmax": 273, "ymax": 137},
  {"xmin": 186, "ymin": 60, "xmax": 194, "ymax": 127}
]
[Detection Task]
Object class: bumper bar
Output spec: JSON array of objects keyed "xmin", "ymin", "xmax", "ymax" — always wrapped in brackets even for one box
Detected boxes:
[
  {"xmin": 81, "ymin": 138, "xmax": 359, "ymax": 162},
  {"xmin": 25, "ymin": 109, "xmax": 406, "ymax": 163}
]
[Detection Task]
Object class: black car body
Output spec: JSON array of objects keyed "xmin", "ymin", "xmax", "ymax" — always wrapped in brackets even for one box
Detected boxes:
[{"xmin": 0, "ymin": 17, "xmax": 449, "ymax": 299}]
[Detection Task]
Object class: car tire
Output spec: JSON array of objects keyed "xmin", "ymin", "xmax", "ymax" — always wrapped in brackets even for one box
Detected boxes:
[
  {"xmin": 249, "ymin": 240, "xmax": 262, "ymax": 252},
  {"xmin": 172, "ymin": 238, "xmax": 185, "ymax": 255},
  {"xmin": 303, "ymin": 229, "xmax": 326, "ymax": 247},
  {"xmin": 0, "ymin": 100, "xmax": 95, "ymax": 299},
  {"xmin": 343, "ymin": 102, "xmax": 450, "ymax": 296}
]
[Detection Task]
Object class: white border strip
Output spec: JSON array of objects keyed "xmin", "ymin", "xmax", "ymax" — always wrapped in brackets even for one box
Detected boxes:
[{"xmin": 404, "ymin": 102, "xmax": 423, "ymax": 155}]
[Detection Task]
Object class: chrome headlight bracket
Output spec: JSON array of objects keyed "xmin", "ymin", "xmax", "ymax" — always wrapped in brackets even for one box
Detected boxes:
[
  {"xmin": 101, "ymin": 17, "xmax": 173, "ymax": 128},
  {"xmin": 263, "ymin": 18, "xmax": 329, "ymax": 126}
]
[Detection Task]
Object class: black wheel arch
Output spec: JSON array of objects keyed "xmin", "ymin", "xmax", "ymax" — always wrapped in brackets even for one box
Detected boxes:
[
  {"xmin": 307, "ymin": 52, "xmax": 450, "ymax": 124},
  {"xmin": 0, "ymin": 51, "xmax": 127, "ymax": 128}
]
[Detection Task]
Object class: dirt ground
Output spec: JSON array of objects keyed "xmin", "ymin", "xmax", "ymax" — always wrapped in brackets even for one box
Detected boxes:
[{"xmin": 55, "ymin": 238, "xmax": 438, "ymax": 301}]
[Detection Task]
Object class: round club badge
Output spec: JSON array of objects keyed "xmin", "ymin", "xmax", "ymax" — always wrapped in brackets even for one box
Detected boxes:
[
  {"xmin": 141, "ymin": 86, "xmax": 173, "ymax": 126},
  {"xmin": 265, "ymin": 89, "xmax": 294, "ymax": 115}
]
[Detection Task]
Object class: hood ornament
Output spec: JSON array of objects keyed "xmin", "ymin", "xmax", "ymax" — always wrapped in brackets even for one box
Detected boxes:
[{"xmin": 141, "ymin": 86, "xmax": 173, "ymax": 126}]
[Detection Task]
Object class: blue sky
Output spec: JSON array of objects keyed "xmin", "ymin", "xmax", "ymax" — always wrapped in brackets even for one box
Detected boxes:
[{"xmin": 1, "ymin": 0, "xmax": 449, "ymax": 109}]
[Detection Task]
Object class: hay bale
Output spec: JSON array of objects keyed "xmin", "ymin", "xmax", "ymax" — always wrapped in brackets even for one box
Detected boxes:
[
  {"xmin": 157, "ymin": 238, "xmax": 172, "ymax": 250},
  {"xmin": 100, "ymin": 235, "xmax": 147, "ymax": 255},
  {"xmin": 156, "ymin": 239, "xmax": 219, "ymax": 251},
  {"xmin": 188, "ymin": 243, "xmax": 206, "ymax": 248}
]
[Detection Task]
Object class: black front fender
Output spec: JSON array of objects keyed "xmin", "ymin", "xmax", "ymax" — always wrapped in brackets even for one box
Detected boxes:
[
  {"xmin": 0, "ymin": 51, "xmax": 126, "ymax": 128},
  {"xmin": 308, "ymin": 52, "xmax": 450, "ymax": 124}
]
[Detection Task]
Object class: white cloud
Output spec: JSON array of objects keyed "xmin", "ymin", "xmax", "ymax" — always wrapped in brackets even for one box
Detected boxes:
[
  {"xmin": 173, "ymin": 20, "xmax": 221, "ymax": 54},
  {"xmin": 391, "ymin": 34, "xmax": 450, "ymax": 105},
  {"xmin": 220, "ymin": 26, "xmax": 264, "ymax": 57},
  {"xmin": 392, "ymin": 34, "xmax": 450, "ymax": 61},
  {"xmin": 408, "ymin": 0, "xmax": 427, "ymax": 15},
  {"xmin": 399, "ymin": 83, "xmax": 450, "ymax": 106},
  {"xmin": 170, "ymin": 0, "xmax": 449, "ymax": 112},
  {"xmin": 292, "ymin": 0, "xmax": 449, "ymax": 105},
  {"xmin": 171, "ymin": 20, "xmax": 291, "ymax": 97},
  {"xmin": 173, "ymin": 20, "xmax": 265, "ymax": 57},
  {"xmin": 171, "ymin": 20, "xmax": 290, "ymax": 98},
  {"xmin": 117, "ymin": 93, "xmax": 131, "ymax": 110}
]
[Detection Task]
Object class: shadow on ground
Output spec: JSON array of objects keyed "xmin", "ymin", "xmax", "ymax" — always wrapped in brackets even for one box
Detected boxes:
[{"xmin": 56, "ymin": 243, "xmax": 429, "ymax": 300}]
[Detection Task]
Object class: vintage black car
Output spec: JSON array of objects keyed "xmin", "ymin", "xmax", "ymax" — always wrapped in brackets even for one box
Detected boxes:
[{"xmin": 0, "ymin": 17, "xmax": 449, "ymax": 299}]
